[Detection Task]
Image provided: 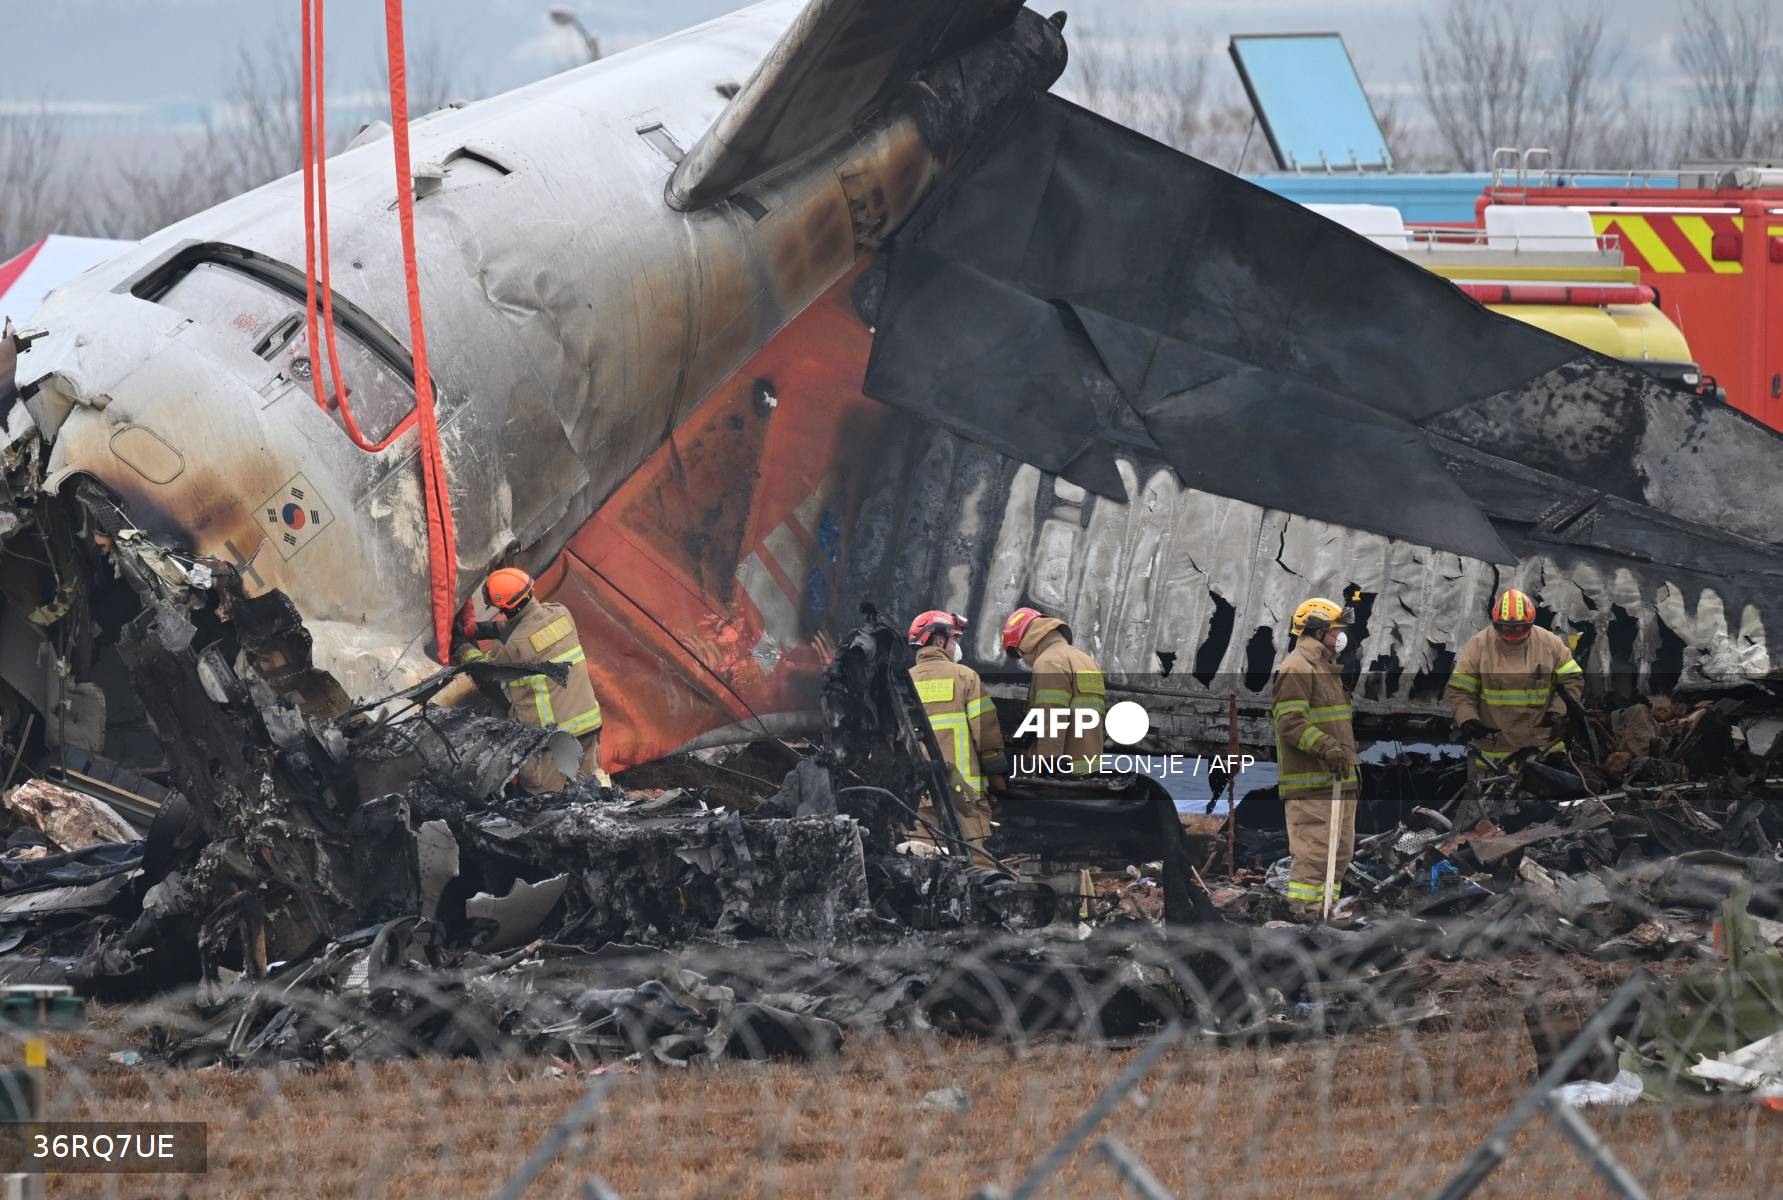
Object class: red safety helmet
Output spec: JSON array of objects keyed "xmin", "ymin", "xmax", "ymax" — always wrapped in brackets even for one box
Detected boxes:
[
  {"xmin": 907, "ymin": 609, "xmax": 965, "ymax": 648},
  {"xmin": 1492, "ymin": 588, "xmax": 1534, "ymax": 642},
  {"xmin": 483, "ymin": 567, "xmax": 534, "ymax": 614},
  {"xmin": 1002, "ymin": 606, "xmax": 1044, "ymax": 655}
]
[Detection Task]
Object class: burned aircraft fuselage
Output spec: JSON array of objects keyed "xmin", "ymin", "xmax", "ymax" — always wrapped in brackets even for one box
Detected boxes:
[
  {"xmin": 3, "ymin": 1, "xmax": 1064, "ymax": 710},
  {"xmin": 6, "ymin": 0, "xmax": 1783, "ymax": 786}
]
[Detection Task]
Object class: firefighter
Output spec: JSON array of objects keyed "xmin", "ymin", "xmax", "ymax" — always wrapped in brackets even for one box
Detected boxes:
[
  {"xmin": 447, "ymin": 567, "xmax": 610, "ymax": 794},
  {"xmin": 1447, "ymin": 588, "xmax": 1585, "ymax": 779},
  {"xmin": 1003, "ymin": 607, "xmax": 1106, "ymax": 771},
  {"xmin": 1271, "ymin": 597, "xmax": 1362, "ymax": 919},
  {"xmin": 907, "ymin": 610, "xmax": 1007, "ymax": 861}
]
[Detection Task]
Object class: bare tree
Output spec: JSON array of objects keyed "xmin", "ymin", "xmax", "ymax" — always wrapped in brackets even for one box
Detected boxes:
[
  {"xmin": 0, "ymin": 108, "xmax": 77, "ymax": 259},
  {"xmin": 1069, "ymin": 28, "xmax": 1212, "ymax": 157},
  {"xmin": 1550, "ymin": 4, "xmax": 1620, "ymax": 164},
  {"xmin": 1594, "ymin": 84, "xmax": 1681, "ymax": 169},
  {"xmin": 1370, "ymin": 91, "xmax": 1431, "ymax": 171},
  {"xmin": 1674, "ymin": 0, "xmax": 1775, "ymax": 159},
  {"xmin": 372, "ymin": 25, "xmax": 481, "ymax": 119},
  {"xmin": 1418, "ymin": 0, "xmax": 1544, "ymax": 170},
  {"xmin": 84, "ymin": 27, "xmax": 476, "ymax": 241}
]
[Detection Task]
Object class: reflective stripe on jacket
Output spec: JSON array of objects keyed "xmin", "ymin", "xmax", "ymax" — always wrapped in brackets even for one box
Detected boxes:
[
  {"xmin": 1019, "ymin": 617, "xmax": 1106, "ymax": 764},
  {"xmin": 456, "ymin": 598, "xmax": 602, "ymax": 735},
  {"xmin": 1271, "ymin": 637, "xmax": 1360, "ymax": 797},
  {"xmin": 910, "ymin": 646, "xmax": 1006, "ymax": 797},
  {"xmin": 1446, "ymin": 625, "xmax": 1582, "ymax": 761}
]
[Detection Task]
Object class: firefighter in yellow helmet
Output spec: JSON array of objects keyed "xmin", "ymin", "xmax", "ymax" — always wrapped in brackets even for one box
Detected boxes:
[
  {"xmin": 445, "ymin": 567, "xmax": 610, "ymax": 794},
  {"xmin": 907, "ymin": 610, "xmax": 1007, "ymax": 861},
  {"xmin": 1004, "ymin": 607, "xmax": 1107, "ymax": 772},
  {"xmin": 1447, "ymin": 588, "xmax": 1584, "ymax": 778},
  {"xmin": 1271, "ymin": 597, "xmax": 1361, "ymax": 919}
]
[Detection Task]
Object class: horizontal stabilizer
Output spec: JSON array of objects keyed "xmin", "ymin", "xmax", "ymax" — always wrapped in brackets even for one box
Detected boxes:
[{"xmin": 864, "ymin": 96, "xmax": 1783, "ymax": 566}]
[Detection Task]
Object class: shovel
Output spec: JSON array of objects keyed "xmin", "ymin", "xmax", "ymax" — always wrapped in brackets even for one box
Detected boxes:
[{"xmin": 1321, "ymin": 777, "xmax": 1343, "ymax": 921}]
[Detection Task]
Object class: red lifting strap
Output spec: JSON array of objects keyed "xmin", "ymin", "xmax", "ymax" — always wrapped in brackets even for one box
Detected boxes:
[{"xmin": 299, "ymin": 0, "xmax": 458, "ymax": 663}]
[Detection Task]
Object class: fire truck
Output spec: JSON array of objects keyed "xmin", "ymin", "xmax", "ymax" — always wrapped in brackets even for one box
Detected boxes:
[
  {"xmin": 1309, "ymin": 200, "xmax": 1701, "ymax": 398},
  {"xmin": 1477, "ymin": 153, "xmax": 1783, "ymax": 428}
]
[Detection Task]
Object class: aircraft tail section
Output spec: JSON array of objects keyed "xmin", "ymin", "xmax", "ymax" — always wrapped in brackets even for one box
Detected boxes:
[{"xmin": 668, "ymin": 0, "xmax": 1036, "ymax": 210}]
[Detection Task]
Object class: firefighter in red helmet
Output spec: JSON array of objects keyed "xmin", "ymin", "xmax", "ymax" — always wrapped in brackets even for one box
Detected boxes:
[
  {"xmin": 1003, "ymin": 606, "xmax": 1106, "ymax": 770},
  {"xmin": 1448, "ymin": 587, "xmax": 1584, "ymax": 778},
  {"xmin": 442, "ymin": 567, "xmax": 609, "ymax": 794},
  {"xmin": 907, "ymin": 610, "xmax": 1006, "ymax": 861}
]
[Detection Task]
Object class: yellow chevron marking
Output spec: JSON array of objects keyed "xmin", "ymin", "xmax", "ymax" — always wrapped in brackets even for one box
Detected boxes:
[
  {"xmin": 1595, "ymin": 213, "xmax": 1684, "ymax": 273},
  {"xmin": 1675, "ymin": 215, "xmax": 1743, "ymax": 274}
]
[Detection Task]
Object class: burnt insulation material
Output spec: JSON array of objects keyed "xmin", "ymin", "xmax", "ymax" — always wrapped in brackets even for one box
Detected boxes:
[
  {"xmin": 458, "ymin": 804, "xmax": 875, "ymax": 947},
  {"xmin": 863, "ymin": 94, "xmax": 1783, "ymax": 572}
]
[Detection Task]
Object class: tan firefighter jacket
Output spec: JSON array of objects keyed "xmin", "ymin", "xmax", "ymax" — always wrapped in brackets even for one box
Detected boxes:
[
  {"xmin": 1447, "ymin": 625, "xmax": 1583, "ymax": 762},
  {"xmin": 1271, "ymin": 636, "xmax": 1360, "ymax": 798},
  {"xmin": 456, "ymin": 599, "xmax": 603, "ymax": 737},
  {"xmin": 1019, "ymin": 617, "xmax": 1107, "ymax": 765},
  {"xmin": 910, "ymin": 645, "xmax": 1007, "ymax": 798}
]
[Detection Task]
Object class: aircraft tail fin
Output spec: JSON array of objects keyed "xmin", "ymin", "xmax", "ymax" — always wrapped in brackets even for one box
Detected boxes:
[{"xmin": 667, "ymin": 0, "xmax": 1024, "ymax": 210}]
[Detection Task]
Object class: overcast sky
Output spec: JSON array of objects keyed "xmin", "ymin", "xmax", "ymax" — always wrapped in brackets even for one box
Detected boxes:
[{"xmin": 2, "ymin": 0, "xmax": 1694, "ymax": 131}]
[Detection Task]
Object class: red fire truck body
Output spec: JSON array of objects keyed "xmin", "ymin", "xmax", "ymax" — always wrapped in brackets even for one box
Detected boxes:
[{"xmin": 1478, "ymin": 166, "xmax": 1783, "ymax": 427}]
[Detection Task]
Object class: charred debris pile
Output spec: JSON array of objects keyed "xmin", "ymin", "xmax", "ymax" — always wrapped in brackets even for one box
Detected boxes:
[
  {"xmin": 0, "ymin": 521, "xmax": 1777, "ymax": 1069},
  {"xmin": 1202, "ymin": 691, "xmax": 1783, "ymax": 956}
]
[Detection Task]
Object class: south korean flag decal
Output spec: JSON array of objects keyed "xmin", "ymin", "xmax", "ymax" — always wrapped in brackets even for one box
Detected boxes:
[{"xmin": 255, "ymin": 473, "xmax": 335, "ymax": 560}]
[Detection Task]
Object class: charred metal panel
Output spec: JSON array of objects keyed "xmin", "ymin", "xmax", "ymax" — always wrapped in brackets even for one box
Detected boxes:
[
  {"xmin": 837, "ymin": 439, "xmax": 1782, "ymax": 720},
  {"xmin": 535, "ymin": 264, "xmax": 890, "ymax": 768}
]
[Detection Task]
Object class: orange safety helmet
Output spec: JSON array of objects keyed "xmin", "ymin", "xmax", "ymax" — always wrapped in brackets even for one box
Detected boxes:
[
  {"xmin": 1491, "ymin": 588, "xmax": 1535, "ymax": 642},
  {"xmin": 1002, "ymin": 606, "xmax": 1044, "ymax": 655},
  {"xmin": 907, "ymin": 609, "xmax": 965, "ymax": 648},
  {"xmin": 483, "ymin": 567, "xmax": 534, "ymax": 614}
]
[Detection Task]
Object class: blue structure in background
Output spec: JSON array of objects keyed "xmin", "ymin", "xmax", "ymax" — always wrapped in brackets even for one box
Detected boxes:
[
  {"xmin": 1243, "ymin": 173, "xmax": 1493, "ymax": 224},
  {"xmin": 1226, "ymin": 32, "xmax": 1491, "ymax": 224},
  {"xmin": 1229, "ymin": 34, "xmax": 1391, "ymax": 172}
]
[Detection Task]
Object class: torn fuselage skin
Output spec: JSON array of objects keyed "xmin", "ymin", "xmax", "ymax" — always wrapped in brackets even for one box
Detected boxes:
[{"xmin": 831, "ymin": 428, "xmax": 1783, "ymax": 748}]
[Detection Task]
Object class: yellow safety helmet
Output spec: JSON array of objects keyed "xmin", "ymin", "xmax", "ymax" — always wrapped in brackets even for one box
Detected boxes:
[{"xmin": 1290, "ymin": 597, "xmax": 1351, "ymax": 638}]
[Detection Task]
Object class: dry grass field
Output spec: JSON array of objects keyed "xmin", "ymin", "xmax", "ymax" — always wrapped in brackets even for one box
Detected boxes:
[{"xmin": 24, "ymin": 979, "xmax": 1781, "ymax": 1200}]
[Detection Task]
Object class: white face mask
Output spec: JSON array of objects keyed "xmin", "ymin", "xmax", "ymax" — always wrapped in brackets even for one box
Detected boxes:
[
  {"xmin": 950, "ymin": 640, "xmax": 964, "ymax": 663},
  {"xmin": 1331, "ymin": 631, "xmax": 1348, "ymax": 654}
]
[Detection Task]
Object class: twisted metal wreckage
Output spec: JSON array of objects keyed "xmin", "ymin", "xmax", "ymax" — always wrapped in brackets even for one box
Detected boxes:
[{"xmin": 2, "ymin": 0, "xmax": 1783, "ymax": 1063}]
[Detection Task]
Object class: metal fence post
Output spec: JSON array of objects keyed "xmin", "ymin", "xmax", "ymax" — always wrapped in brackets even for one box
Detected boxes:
[{"xmin": 1433, "ymin": 971, "xmax": 1652, "ymax": 1200}]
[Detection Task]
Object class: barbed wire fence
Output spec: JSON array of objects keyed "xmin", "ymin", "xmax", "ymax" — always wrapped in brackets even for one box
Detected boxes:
[{"xmin": 1, "ymin": 898, "xmax": 1778, "ymax": 1200}]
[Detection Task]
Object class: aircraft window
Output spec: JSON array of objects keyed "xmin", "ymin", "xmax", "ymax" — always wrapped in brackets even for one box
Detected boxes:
[{"xmin": 152, "ymin": 260, "xmax": 416, "ymax": 446}]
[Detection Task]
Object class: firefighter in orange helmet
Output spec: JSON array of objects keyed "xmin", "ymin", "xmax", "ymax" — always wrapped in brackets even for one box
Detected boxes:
[
  {"xmin": 1003, "ymin": 606, "xmax": 1107, "ymax": 771},
  {"xmin": 1447, "ymin": 588, "xmax": 1584, "ymax": 777},
  {"xmin": 444, "ymin": 567, "xmax": 610, "ymax": 794},
  {"xmin": 907, "ymin": 610, "xmax": 1006, "ymax": 861}
]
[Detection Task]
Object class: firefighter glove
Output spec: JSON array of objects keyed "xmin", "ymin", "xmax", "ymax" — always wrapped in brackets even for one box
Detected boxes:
[
  {"xmin": 1457, "ymin": 718, "xmax": 1491, "ymax": 743},
  {"xmin": 453, "ymin": 599, "xmax": 479, "ymax": 644}
]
